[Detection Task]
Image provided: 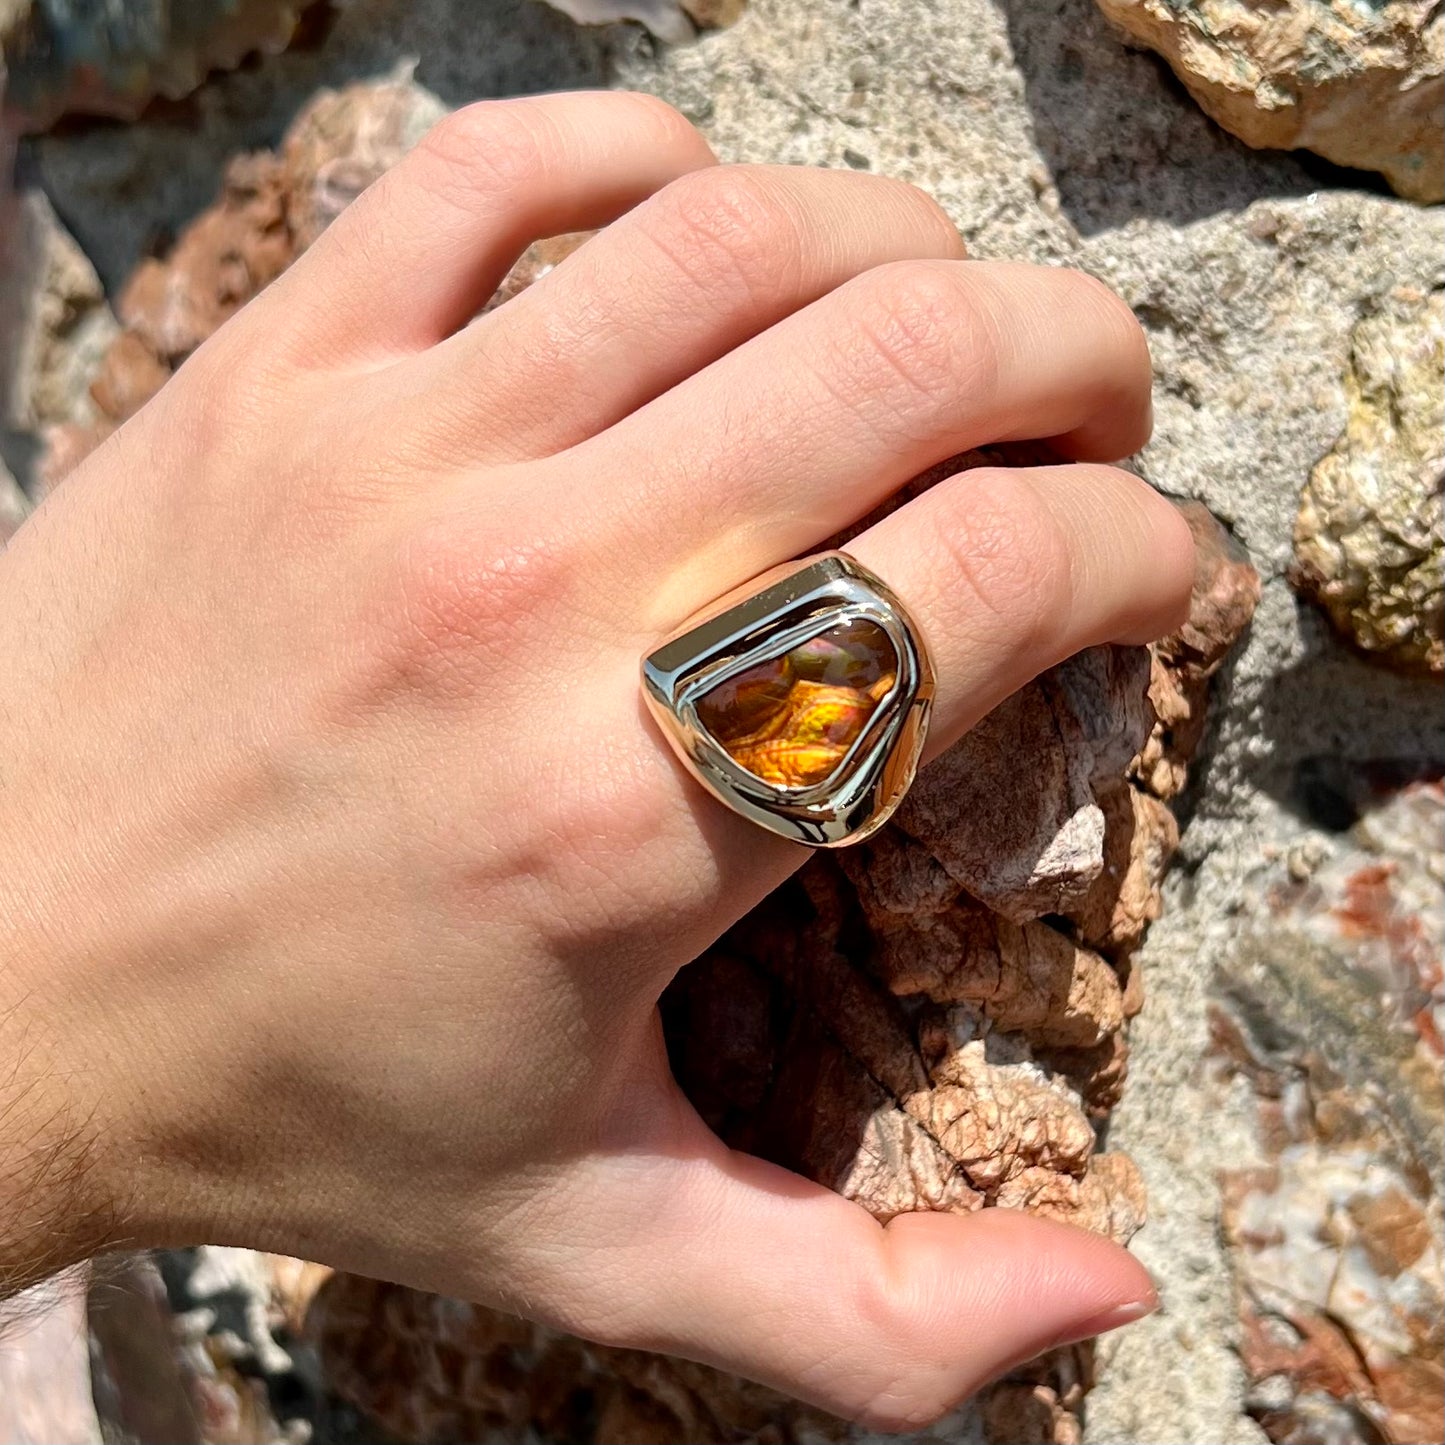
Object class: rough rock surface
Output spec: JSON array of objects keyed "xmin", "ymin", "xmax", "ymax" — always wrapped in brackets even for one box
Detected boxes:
[
  {"xmin": 1214, "ymin": 778, "xmax": 1444, "ymax": 1445},
  {"xmin": 0, "ymin": 0, "xmax": 307, "ymax": 130},
  {"xmin": 1292, "ymin": 287, "xmax": 1444, "ymax": 676},
  {"xmin": 30, "ymin": 76, "xmax": 444, "ymax": 492},
  {"xmin": 542, "ymin": 0, "xmax": 746, "ymax": 43},
  {"xmin": 7, "ymin": 0, "xmax": 1445, "ymax": 1439},
  {"xmin": 1093, "ymin": 0, "xmax": 1445, "ymax": 203},
  {"xmin": 0, "ymin": 184, "xmax": 116, "ymax": 451}
]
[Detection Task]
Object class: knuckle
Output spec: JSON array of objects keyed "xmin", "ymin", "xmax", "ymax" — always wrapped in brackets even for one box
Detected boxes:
[
  {"xmin": 416, "ymin": 100, "xmax": 548, "ymax": 198},
  {"xmin": 937, "ymin": 470, "xmax": 1074, "ymax": 656},
  {"xmin": 607, "ymin": 89, "xmax": 704, "ymax": 152},
  {"xmin": 1062, "ymin": 267, "xmax": 1150, "ymax": 369},
  {"xmin": 845, "ymin": 262, "xmax": 998, "ymax": 415},
  {"xmin": 648, "ymin": 166, "xmax": 803, "ymax": 298},
  {"xmin": 880, "ymin": 177, "xmax": 967, "ymax": 257}
]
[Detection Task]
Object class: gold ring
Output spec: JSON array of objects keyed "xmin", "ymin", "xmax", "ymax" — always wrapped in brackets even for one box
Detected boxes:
[{"xmin": 641, "ymin": 551, "xmax": 934, "ymax": 847}]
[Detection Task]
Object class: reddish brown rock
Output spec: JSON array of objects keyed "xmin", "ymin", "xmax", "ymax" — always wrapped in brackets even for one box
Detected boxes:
[
  {"xmin": 40, "ymin": 80, "xmax": 445, "ymax": 490},
  {"xmin": 1134, "ymin": 502, "xmax": 1259, "ymax": 799},
  {"xmin": 1065, "ymin": 784, "xmax": 1179, "ymax": 954},
  {"xmin": 1216, "ymin": 780, "xmax": 1444, "ymax": 1445}
]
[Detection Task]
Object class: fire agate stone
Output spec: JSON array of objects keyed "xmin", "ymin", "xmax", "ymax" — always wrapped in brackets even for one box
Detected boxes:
[{"xmin": 695, "ymin": 617, "xmax": 898, "ymax": 788}]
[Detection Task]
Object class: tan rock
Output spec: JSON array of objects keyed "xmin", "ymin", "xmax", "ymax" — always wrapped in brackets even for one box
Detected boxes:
[
  {"xmin": 1094, "ymin": 0, "xmax": 1445, "ymax": 202},
  {"xmin": 1293, "ymin": 287, "xmax": 1444, "ymax": 676},
  {"xmin": 0, "ymin": 187, "xmax": 117, "ymax": 435},
  {"xmin": 282, "ymin": 78, "xmax": 448, "ymax": 251},
  {"xmin": 1065, "ymin": 784, "xmax": 1179, "ymax": 954}
]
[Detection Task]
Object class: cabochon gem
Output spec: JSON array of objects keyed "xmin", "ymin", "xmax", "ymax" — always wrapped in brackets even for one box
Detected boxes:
[{"xmin": 694, "ymin": 617, "xmax": 898, "ymax": 788}]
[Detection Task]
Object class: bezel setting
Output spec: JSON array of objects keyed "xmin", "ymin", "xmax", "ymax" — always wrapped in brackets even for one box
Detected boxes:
[{"xmin": 641, "ymin": 551, "xmax": 933, "ymax": 846}]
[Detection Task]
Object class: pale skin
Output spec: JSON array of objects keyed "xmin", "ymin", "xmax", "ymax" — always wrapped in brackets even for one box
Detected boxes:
[{"xmin": 0, "ymin": 92, "xmax": 1197, "ymax": 1428}]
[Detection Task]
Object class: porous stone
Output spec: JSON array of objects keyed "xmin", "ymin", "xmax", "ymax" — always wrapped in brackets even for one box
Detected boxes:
[
  {"xmin": 1093, "ymin": 0, "xmax": 1445, "ymax": 203},
  {"xmin": 1292, "ymin": 287, "xmax": 1444, "ymax": 676}
]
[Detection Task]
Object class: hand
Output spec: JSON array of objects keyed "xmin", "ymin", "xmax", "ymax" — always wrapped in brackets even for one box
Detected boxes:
[{"xmin": 0, "ymin": 91, "xmax": 1193, "ymax": 1427}]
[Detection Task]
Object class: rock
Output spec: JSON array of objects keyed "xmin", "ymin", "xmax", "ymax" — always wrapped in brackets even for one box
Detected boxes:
[
  {"xmin": 1133, "ymin": 502, "xmax": 1261, "ymax": 799},
  {"xmin": 1093, "ymin": 0, "xmax": 1445, "ymax": 203},
  {"xmin": 892, "ymin": 645, "xmax": 1155, "ymax": 922},
  {"xmin": 118, "ymin": 151, "xmax": 294, "ymax": 366},
  {"xmin": 281, "ymin": 77, "xmax": 448, "ymax": 250},
  {"xmin": 539, "ymin": 0, "xmax": 746, "ymax": 41},
  {"xmin": 1, "ymin": 453, "xmax": 27, "ymax": 542},
  {"xmin": 1, "ymin": 0, "xmax": 307, "ymax": 131},
  {"xmin": 1064, "ymin": 785, "xmax": 1179, "ymax": 955},
  {"xmin": 1292, "ymin": 288, "xmax": 1443, "ymax": 677},
  {"xmin": 0, "ymin": 186, "xmax": 117, "ymax": 440},
  {"xmin": 1214, "ymin": 779, "xmax": 1444, "ymax": 1445},
  {"xmin": 39, "ymin": 78, "xmax": 445, "ymax": 491},
  {"xmin": 308, "ymin": 1272, "xmax": 850, "ymax": 1445},
  {"xmin": 0, "ymin": 1275, "xmax": 101, "ymax": 1445}
]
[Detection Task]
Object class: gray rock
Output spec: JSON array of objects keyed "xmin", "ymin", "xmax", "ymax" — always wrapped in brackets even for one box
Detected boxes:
[
  {"xmin": 1, "ymin": 0, "xmax": 306, "ymax": 129},
  {"xmin": 0, "ymin": 184, "xmax": 117, "ymax": 489}
]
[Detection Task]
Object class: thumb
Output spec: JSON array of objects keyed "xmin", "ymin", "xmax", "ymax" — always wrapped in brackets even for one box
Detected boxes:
[{"xmin": 584, "ymin": 1133, "xmax": 1157, "ymax": 1431}]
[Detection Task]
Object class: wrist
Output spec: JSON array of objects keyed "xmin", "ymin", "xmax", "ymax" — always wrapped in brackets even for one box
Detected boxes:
[{"xmin": 0, "ymin": 855, "xmax": 143, "ymax": 1295}]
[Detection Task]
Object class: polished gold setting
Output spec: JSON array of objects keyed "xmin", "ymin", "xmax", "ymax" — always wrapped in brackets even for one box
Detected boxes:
[{"xmin": 642, "ymin": 552, "xmax": 934, "ymax": 846}]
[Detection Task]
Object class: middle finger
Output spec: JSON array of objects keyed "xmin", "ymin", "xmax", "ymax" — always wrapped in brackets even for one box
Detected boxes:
[
  {"xmin": 406, "ymin": 165, "xmax": 966, "ymax": 464},
  {"xmin": 563, "ymin": 258, "xmax": 1153, "ymax": 623}
]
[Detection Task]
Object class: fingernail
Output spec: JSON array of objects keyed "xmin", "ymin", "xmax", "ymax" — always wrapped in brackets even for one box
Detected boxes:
[{"xmin": 1052, "ymin": 1290, "xmax": 1159, "ymax": 1349}]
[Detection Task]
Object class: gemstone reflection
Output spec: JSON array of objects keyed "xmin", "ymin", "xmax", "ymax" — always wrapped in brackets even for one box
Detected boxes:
[{"xmin": 695, "ymin": 617, "xmax": 898, "ymax": 788}]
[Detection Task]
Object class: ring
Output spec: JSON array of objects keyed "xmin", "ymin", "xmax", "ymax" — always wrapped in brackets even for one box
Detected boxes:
[{"xmin": 641, "ymin": 551, "xmax": 934, "ymax": 847}]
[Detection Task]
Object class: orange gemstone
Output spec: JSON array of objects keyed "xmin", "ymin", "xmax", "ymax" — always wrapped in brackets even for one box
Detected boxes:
[{"xmin": 695, "ymin": 617, "xmax": 898, "ymax": 788}]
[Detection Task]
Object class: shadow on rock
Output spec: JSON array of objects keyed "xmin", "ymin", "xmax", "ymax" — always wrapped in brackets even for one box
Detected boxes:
[
  {"xmin": 990, "ymin": 0, "xmax": 1360, "ymax": 235},
  {"xmin": 22, "ymin": 0, "xmax": 620, "ymax": 293}
]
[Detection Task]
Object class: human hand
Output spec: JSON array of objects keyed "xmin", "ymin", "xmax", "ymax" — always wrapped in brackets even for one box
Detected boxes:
[{"xmin": 0, "ymin": 91, "xmax": 1193, "ymax": 1427}]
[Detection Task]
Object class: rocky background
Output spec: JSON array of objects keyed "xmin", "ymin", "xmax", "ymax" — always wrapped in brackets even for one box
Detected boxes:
[{"xmin": 1, "ymin": 3, "xmax": 1441, "ymax": 1444}]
